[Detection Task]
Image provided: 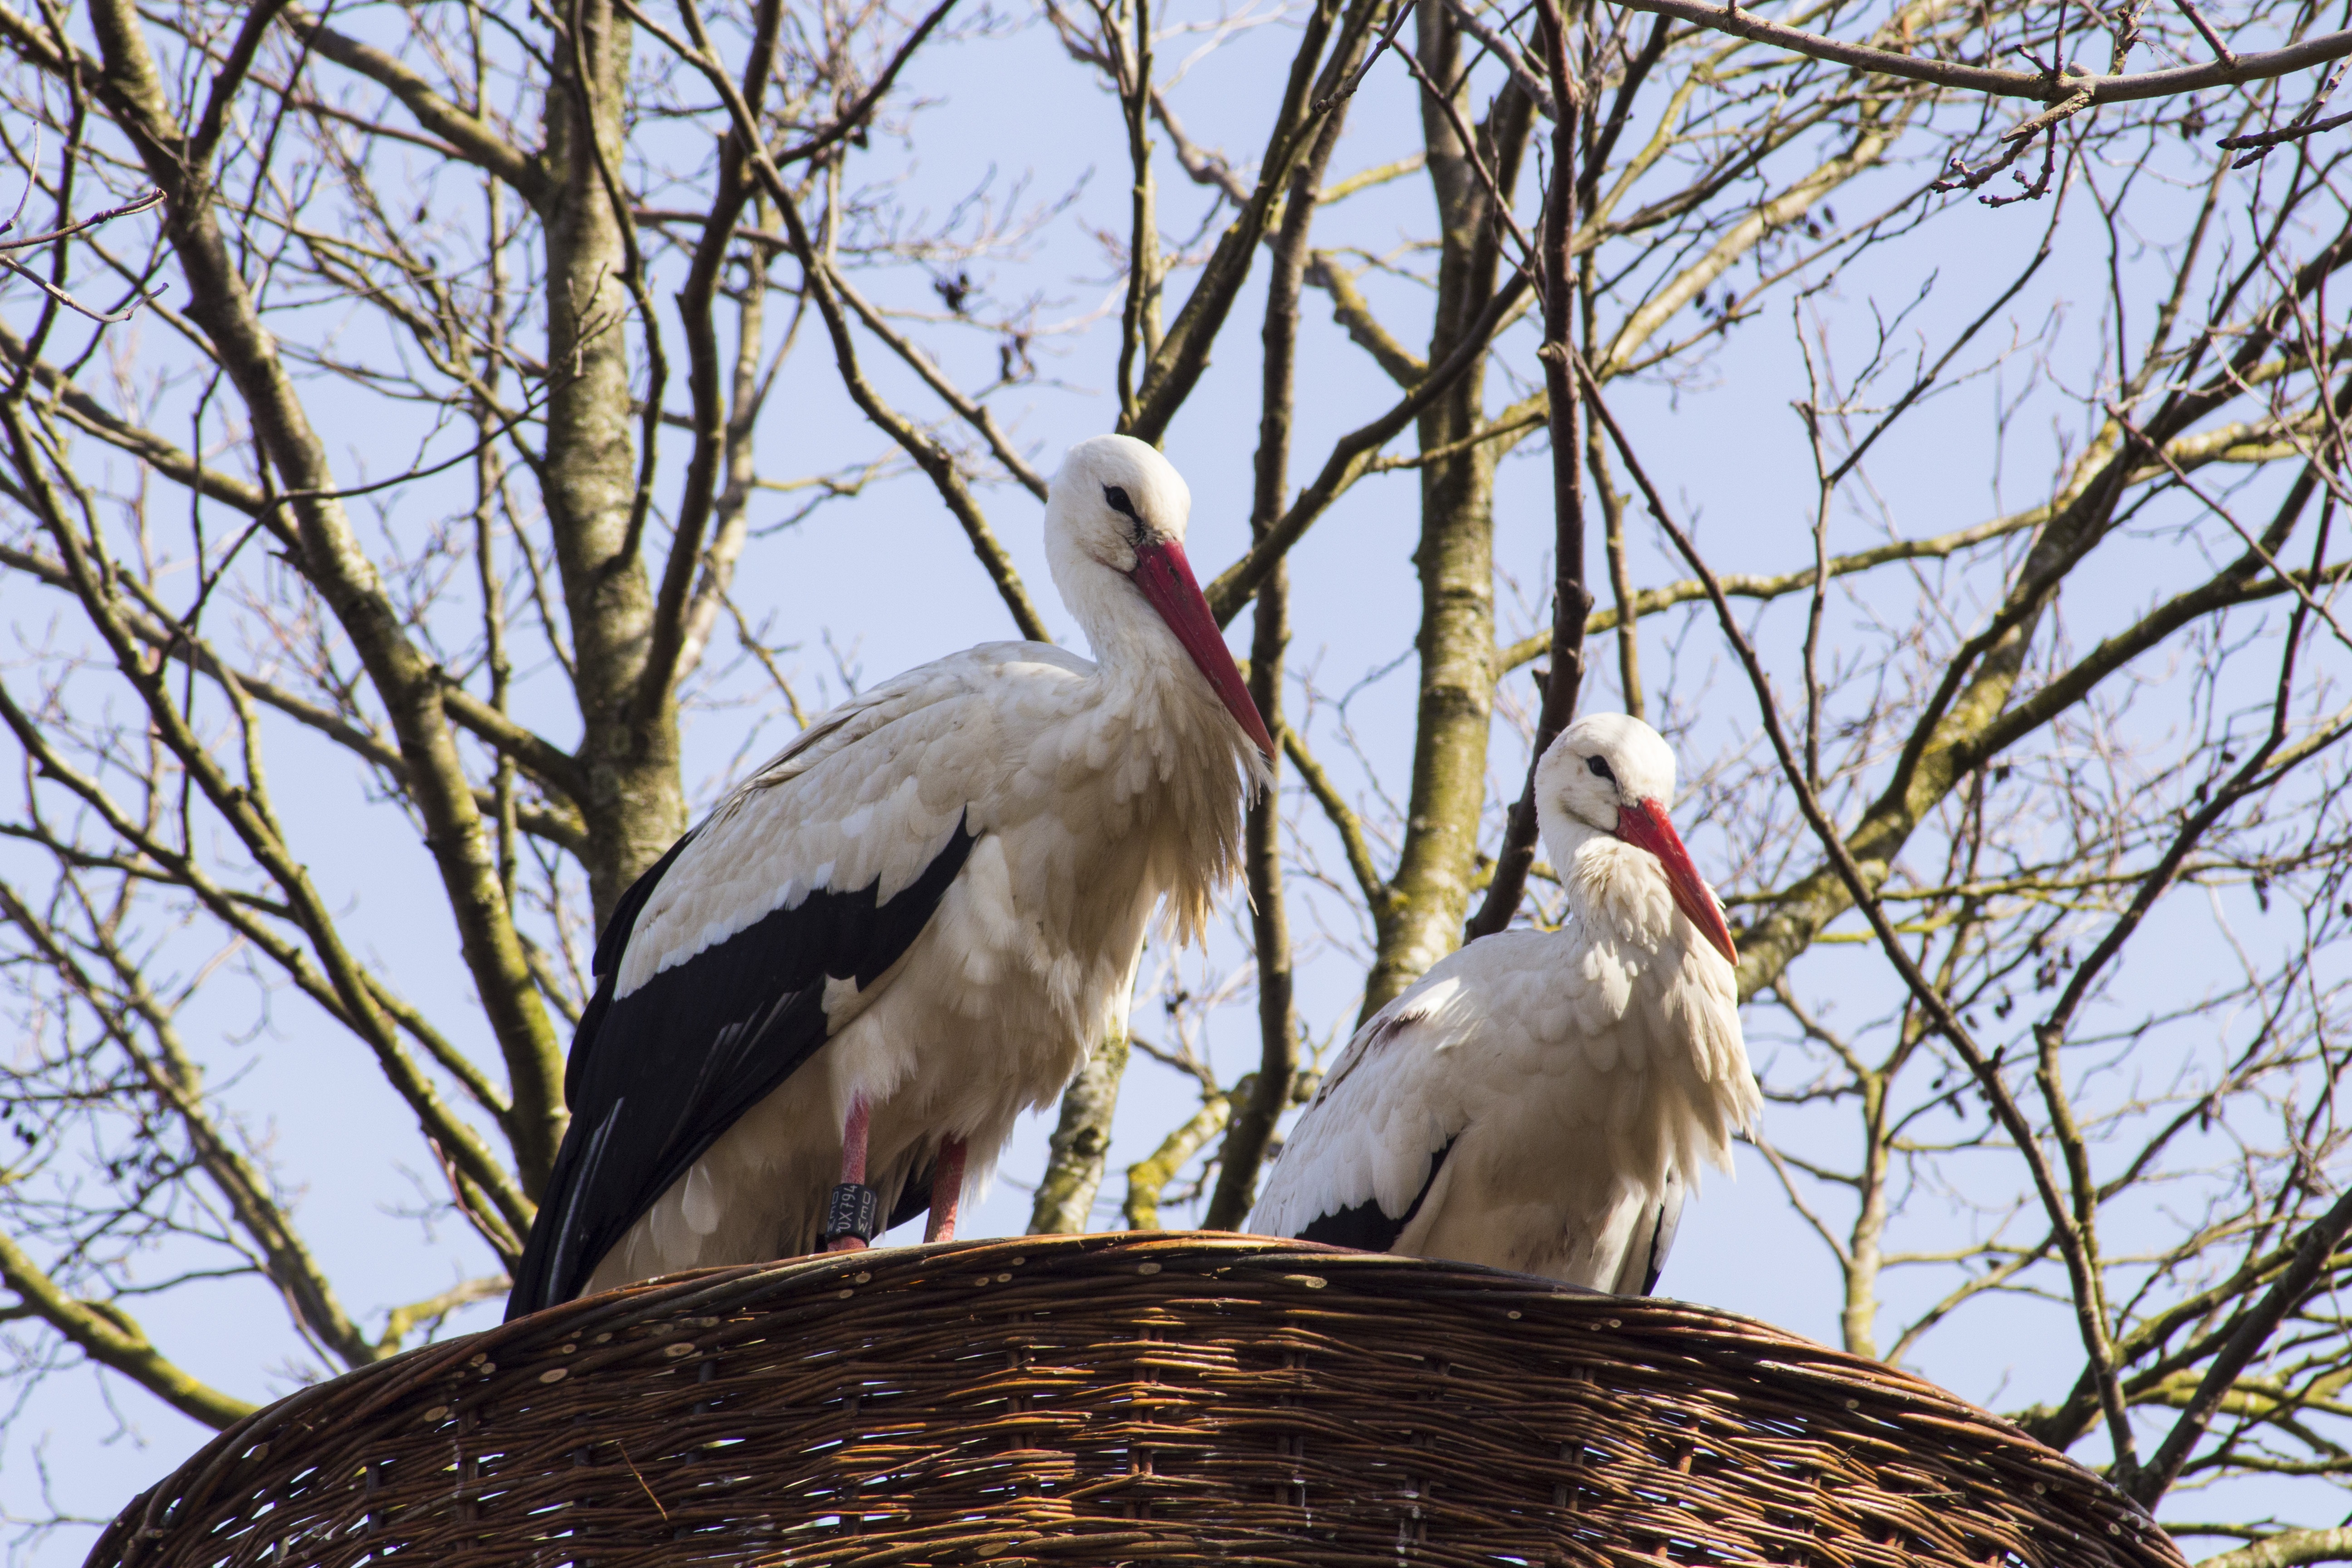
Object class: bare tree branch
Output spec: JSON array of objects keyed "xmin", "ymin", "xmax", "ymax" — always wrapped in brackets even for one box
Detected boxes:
[{"xmin": 1606, "ymin": 0, "xmax": 2352, "ymax": 111}]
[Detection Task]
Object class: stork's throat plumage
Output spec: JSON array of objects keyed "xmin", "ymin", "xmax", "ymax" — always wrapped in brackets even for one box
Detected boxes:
[
  {"xmin": 1050, "ymin": 635, "xmax": 1258, "ymax": 950},
  {"xmin": 1568, "ymin": 841, "xmax": 1662, "ymax": 953}
]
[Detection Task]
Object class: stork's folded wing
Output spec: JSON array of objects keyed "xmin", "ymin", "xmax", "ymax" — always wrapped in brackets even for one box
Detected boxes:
[{"xmin": 507, "ymin": 813, "xmax": 976, "ymax": 1318}]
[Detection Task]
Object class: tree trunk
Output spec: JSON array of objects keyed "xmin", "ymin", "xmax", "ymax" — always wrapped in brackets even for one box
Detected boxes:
[
  {"xmin": 1027, "ymin": 1032, "xmax": 1131, "ymax": 1233},
  {"xmin": 1360, "ymin": 20, "xmax": 1535, "ymax": 1022},
  {"xmin": 539, "ymin": 0, "xmax": 688, "ymax": 925}
]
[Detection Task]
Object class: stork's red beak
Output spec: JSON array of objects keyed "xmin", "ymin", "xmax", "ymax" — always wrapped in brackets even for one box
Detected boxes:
[
  {"xmin": 1129, "ymin": 539, "xmax": 1278, "ymax": 759},
  {"xmin": 1612, "ymin": 798, "xmax": 1738, "ymax": 967}
]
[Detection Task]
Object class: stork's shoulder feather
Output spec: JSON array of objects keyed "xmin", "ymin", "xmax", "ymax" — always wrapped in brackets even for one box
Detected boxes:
[
  {"xmin": 729, "ymin": 641, "xmax": 1097, "ymax": 793},
  {"xmin": 620, "ymin": 642, "xmax": 1093, "ymax": 994}
]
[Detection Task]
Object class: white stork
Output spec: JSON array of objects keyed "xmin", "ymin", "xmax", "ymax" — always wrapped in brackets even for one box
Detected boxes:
[
  {"xmin": 1245, "ymin": 714, "xmax": 1756, "ymax": 1294},
  {"xmin": 507, "ymin": 435, "xmax": 1273, "ymax": 1318}
]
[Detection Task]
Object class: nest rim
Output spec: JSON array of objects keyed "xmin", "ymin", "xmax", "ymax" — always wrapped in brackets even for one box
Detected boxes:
[{"xmin": 90, "ymin": 1231, "xmax": 2182, "ymax": 1568}]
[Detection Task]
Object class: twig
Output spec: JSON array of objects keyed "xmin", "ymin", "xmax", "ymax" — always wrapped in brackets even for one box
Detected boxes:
[
  {"xmin": 1392, "ymin": 36, "xmax": 1540, "ymax": 274},
  {"xmin": 2221, "ymin": 103, "xmax": 2352, "ymax": 158},
  {"xmin": 249, "ymin": 389, "xmax": 550, "ymax": 518},
  {"xmin": 1936, "ymin": 116, "xmax": 2072, "ymax": 207},
  {"xmin": 770, "ymin": 0, "xmax": 962, "ymax": 165},
  {"xmin": 1314, "ymin": 0, "xmax": 1417, "ymax": 112},
  {"xmin": 2000, "ymin": 84, "xmax": 2096, "ymax": 142},
  {"xmin": 1602, "ymin": 0, "xmax": 2352, "ymax": 107},
  {"xmin": 613, "ymin": 0, "xmax": 959, "ymax": 172},
  {"xmin": 656, "ymin": 0, "xmax": 1056, "ymax": 642},
  {"xmin": 1436, "ymin": 0, "xmax": 1556, "ymax": 117},
  {"xmin": 2105, "ymin": 398, "xmax": 2352, "ymax": 658},
  {"xmin": 1495, "ymin": 506, "xmax": 2056, "ymax": 672},
  {"xmin": 823, "ymin": 263, "xmax": 1051, "ymax": 499},
  {"xmin": 0, "ymin": 168, "xmax": 166, "ymax": 325},
  {"xmin": 1203, "ymin": 269, "xmax": 1534, "ymax": 623},
  {"xmin": 0, "ymin": 185, "xmax": 163, "ymax": 253},
  {"xmin": 1364, "ymin": 401, "xmax": 1545, "ymax": 470},
  {"xmin": 1284, "ymin": 723, "xmax": 1389, "ymax": 911},
  {"xmin": 1825, "ymin": 203, "xmax": 2062, "ymax": 487},
  {"xmin": 2171, "ymin": 0, "xmax": 2234, "ymax": 66},
  {"xmin": 0, "ymin": 254, "xmax": 155, "ymax": 325},
  {"xmin": 2218, "ymin": 62, "xmax": 2350, "ymax": 165}
]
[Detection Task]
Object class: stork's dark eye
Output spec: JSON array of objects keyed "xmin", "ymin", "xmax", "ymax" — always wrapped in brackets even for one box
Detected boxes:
[
  {"xmin": 1103, "ymin": 485, "xmax": 1138, "ymax": 518},
  {"xmin": 1586, "ymin": 754, "xmax": 1616, "ymax": 783}
]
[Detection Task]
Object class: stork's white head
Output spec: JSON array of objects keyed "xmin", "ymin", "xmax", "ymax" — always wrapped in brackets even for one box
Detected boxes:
[
  {"xmin": 1535, "ymin": 714, "xmax": 1737, "ymax": 965},
  {"xmin": 1049, "ymin": 433, "xmax": 1193, "ymax": 574},
  {"xmin": 1045, "ymin": 435, "xmax": 1275, "ymax": 758}
]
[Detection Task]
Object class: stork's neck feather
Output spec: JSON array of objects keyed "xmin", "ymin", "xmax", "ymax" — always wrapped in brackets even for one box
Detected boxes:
[
  {"xmin": 1044, "ymin": 552, "xmax": 1262, "ymax": 947},
  {"xmin": 1050, "ymin": 539, "xmax": 1265, "ymax": 778},
  {"xmin": 1544, "ymin": 815, "xmax": 1683, "ymax": 955}
]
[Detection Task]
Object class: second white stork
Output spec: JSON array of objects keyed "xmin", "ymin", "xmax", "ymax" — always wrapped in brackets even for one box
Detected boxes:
[
  {"xmin": 1245, "ymin": 714, "xmax": 1757, "ymax": 1294},
  {"xmin": 506, "ymin": 434, "xmax": 1273, "ymax": 1318}
]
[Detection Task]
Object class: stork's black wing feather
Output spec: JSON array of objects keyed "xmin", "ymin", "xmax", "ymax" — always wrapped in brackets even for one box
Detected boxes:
[
  {"xmin": 1296, "ymin": 1137, "xmax": 1456, "ymax": 1253},
  {"xmin": 563, "ymin": 830, "xmax": 697, "ymax": 1111},
  {"xmin": 1638, "ymin": 1173, "xmax": 1686, "ymax": 1295},
  {"xmin": 505, "ymin": 813, "xmax": 976, "ymax": 1319}
]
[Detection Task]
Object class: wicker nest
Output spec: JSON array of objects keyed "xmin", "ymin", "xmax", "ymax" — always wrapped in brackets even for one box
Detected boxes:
[{"xmin": 90, "ymin": 1233, "xmax": 2180, "ymax": 1568}]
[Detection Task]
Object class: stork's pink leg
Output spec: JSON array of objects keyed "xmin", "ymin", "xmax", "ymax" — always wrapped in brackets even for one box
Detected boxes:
[
  {"xmin": 924, "ymin": 1138, "xmax": 968, "ymax": 1244},
  {"xmin": 824, "ymin": 1099, "xmax": 875, "ymax": 1253},
  {"xmin": 840, "ymin": 1098, "xmax": 871, "ymax": 1186}
]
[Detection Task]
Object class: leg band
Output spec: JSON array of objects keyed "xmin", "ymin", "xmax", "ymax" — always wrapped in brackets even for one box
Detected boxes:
[{"xmin": 823, "ymin": 1182, "xmax": 882, "ymax": 1245}]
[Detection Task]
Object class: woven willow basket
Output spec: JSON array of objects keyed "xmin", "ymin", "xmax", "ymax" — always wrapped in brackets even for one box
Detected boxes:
[{"xmin": 90, "ymin": 1233, "xmax": 2181, "ymax": 1568}]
